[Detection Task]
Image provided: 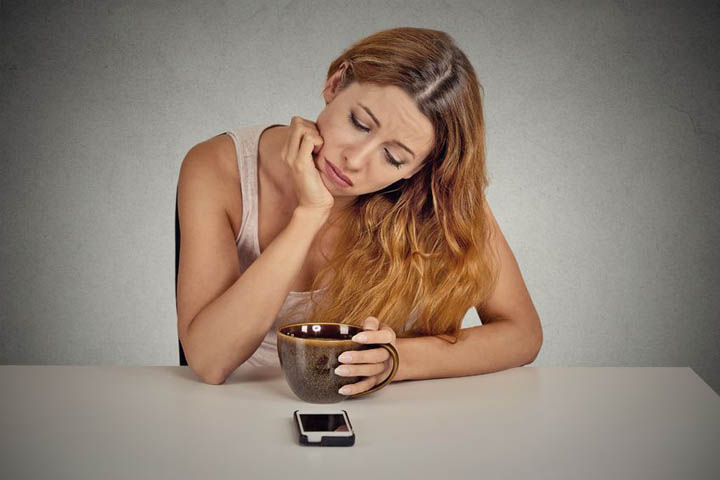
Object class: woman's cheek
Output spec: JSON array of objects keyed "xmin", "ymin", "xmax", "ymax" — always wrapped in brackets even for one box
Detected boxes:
[{"xmin": 316, "ymin": 114, "xmax": 338, "ymax": 139}]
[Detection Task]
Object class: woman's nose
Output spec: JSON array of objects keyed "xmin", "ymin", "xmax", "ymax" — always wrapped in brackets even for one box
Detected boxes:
[{"xmin": 343, "ymin": 142, "xmax": 375, "ymax": 170}]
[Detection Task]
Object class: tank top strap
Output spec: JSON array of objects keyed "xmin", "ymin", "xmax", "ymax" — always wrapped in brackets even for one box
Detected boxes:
[
  {"xmin": 222, "ymin": 126, "xmax": 263, "ymax": 265},
  {"xmin": 224, "ymin": 124, "xmax": 285, "ymax": 265}
]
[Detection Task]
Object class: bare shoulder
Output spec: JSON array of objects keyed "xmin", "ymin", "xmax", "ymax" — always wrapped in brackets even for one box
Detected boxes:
[{"xmin": 178, "ymin": 133, "xmax": 242, "ymax": 221}]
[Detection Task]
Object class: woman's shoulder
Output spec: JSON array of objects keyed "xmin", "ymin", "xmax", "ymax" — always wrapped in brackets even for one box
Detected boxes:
[
  {"xmin": 184, "ymin": 133, "xmax": 239, "ymax": 181},
  {"xmin": 179, "ymin": 133, "xmax": 242, "ymax": 218}
]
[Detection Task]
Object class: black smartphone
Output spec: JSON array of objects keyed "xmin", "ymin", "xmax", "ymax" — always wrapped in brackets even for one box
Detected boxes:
[{"xmin": 293, "ymin": 409, "xmax": 355, "ymax": 446}]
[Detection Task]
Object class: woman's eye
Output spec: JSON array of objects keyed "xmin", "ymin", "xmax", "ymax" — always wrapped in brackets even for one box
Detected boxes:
[
  {"xmin": 349, "ymin": 113, "xmax": 369, "ymax": 132},
  {"xmin": 385, "ymin": 149, "xmax": 402, "ymax": 169},
  {"xmin": 349, "ymin": 112, "xmax": 402, "ymax": 169}
]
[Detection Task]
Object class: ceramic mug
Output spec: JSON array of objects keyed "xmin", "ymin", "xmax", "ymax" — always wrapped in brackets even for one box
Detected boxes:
[{"xmin": 277, "ymin": 322, "xmax": 399, "ymax": 403}]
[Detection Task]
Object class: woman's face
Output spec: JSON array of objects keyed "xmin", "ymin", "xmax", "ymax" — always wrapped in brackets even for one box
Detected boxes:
[{"xmin": 315, "ymin": 77, "xmax": 435, "ymax": 197}]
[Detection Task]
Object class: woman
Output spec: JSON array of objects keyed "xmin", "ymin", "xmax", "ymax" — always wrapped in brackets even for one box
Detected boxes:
[{"xmin": 176, "ymin": 27, "xmax": 543, "ymax": 391}]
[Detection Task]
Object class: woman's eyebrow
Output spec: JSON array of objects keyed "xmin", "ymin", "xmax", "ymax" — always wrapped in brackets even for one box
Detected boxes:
[{"xmin": 358, "ymin": 103, "xmax": 417, "ymax": 159}]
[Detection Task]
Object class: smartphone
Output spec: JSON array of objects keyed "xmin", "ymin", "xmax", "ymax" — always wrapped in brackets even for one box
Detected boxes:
[{"xmin": 293, "ymin": 409, "xmax": 355, "ymax": 446}]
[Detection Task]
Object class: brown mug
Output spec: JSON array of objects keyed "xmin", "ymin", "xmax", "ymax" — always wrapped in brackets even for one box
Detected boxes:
[{"xmin": 276, "ymin": 322, "xmax": 399, "ymax": 403}]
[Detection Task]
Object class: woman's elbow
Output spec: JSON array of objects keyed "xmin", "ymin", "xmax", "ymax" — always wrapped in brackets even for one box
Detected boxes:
[
  {"xmin": 527, "ymin": 322, "xmax": 543, "ymax": 363},
  {"xmin": 201, "ymin": 371, "xmax": 227, "ymax": 385},
  {"xmin": 189, "ymin": 360, "xmax": 228, "ymax": 385}
]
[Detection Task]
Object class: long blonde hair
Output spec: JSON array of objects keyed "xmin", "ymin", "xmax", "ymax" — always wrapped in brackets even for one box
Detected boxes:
[{"xmin": 284, "ymin": 27, "xmax": 500, "ymax": 344}]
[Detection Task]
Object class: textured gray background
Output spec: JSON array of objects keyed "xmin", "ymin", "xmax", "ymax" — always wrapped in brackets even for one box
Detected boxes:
[{"xmin": 1, "ymin": 1, "xmax": 719, "ymax": 393}]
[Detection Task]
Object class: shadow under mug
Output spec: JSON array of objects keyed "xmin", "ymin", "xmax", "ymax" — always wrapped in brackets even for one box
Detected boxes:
[{"xmin": 276, "ymin": 322, "xmax": 400, "ymax": 403}]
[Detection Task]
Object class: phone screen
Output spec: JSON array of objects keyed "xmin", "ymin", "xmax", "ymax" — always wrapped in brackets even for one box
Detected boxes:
[{"xmin": 299, "ymin": 413, "xmax": 350, "ymax": 432}]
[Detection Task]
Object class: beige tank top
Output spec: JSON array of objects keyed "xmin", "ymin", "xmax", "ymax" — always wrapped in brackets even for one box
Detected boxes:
[
  {"xmin": 223, "ymin": 124, "xmax": 420, "ymax": 367},
  {"xmin": 224, "ymin": 124, "xmax": 324, "ymax": 367}
]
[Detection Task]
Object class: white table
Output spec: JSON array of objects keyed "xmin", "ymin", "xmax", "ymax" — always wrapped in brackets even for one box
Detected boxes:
[{"xmin": 1, "ymin": 365, "xmax": 718, "ymax": 479}]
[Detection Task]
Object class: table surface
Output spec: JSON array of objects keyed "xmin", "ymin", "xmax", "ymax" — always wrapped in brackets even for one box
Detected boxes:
[{"xmin": 1, "ymin": 365, "xmax": 718, "ymax": 480}]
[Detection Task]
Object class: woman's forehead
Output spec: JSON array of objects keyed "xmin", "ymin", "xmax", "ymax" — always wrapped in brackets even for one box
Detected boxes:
[{"xmin": 343, "ymin": 82, "xmax": 435, "ymax": 157}]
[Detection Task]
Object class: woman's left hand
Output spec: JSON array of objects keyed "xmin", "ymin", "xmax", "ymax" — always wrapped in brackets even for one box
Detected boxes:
[{"xmin": 335, "ymin": 316, "xmax": 399, "ymax": 396}]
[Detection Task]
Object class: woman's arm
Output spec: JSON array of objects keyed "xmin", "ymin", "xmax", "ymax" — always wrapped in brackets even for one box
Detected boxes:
[
  {"xmin": 394, "ymin": 199, "xmax": 543, "ymax": 382},
  {"xmin": 177, "ymin": 140, "xmax": 328, "ymax": 385}
]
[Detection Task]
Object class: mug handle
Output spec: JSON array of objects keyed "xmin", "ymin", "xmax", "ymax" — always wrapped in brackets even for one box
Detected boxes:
[{"xmin": 348, "ymin": 343, "xmax": 400, "ymax": 398}]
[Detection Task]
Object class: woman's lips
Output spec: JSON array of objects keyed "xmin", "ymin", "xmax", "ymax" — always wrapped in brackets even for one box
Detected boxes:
[{"xmin": 325, "ymin": 159, "xmax": 353, "ymax": 187}]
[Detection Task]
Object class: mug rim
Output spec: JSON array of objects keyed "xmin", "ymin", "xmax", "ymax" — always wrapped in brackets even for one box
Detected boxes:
[{"xmin": 276, "ymin": 322, "xmax": 362, "ymax": 342}]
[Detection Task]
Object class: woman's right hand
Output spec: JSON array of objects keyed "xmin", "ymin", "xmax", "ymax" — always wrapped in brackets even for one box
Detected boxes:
[{"xmin": 282, "ymin": 116, "xmax": 334, "ymax": 216}]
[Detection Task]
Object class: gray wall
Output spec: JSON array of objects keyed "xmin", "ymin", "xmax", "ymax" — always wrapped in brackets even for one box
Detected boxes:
[{"xmin": 1, "ymin": 1, "xmax": 719, "ymax": 393}]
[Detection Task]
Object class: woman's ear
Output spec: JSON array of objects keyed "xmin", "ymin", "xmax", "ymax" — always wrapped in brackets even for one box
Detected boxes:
[{"xmin": 322, "ymin": 61, "xmax": 351, "ymax": 104}]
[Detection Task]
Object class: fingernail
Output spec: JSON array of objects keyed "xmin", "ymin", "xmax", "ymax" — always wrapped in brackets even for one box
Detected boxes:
[
  {"xmin": 339, "ymin": 386, "xmax": 351, "ymax": 395},
  {"xmin": 338, "ymin": 352, "xmax": 352, "ymax": 362},
  {"xmin": 353, "ymin": 334, "xmax": 367, "ymax": 342},
  {"xmin": 334, "ymin": 366, "xmax": 349, "ymax": 375}
]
